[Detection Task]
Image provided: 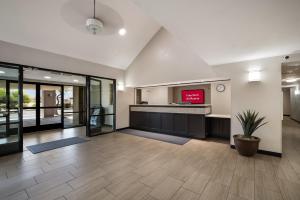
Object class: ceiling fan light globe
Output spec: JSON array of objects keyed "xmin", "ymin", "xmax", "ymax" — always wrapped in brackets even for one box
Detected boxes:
[{"xmin": 86, "ymin": 18, "xmax": 104, "ymax": 35}]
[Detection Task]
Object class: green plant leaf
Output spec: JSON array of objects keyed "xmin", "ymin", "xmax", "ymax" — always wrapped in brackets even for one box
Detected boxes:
[{"xmin": 235, "ymin": 110, "xmax": 268, "ymax": 137}]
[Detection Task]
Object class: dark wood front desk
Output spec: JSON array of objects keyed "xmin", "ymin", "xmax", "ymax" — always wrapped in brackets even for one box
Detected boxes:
[
  {"xmin": 129, "ymin": 105, "xmax": 230, "ymax": 140},
  {"xmin": 205, "ymin": 114, "xmax": 231, "ymax": 139}
]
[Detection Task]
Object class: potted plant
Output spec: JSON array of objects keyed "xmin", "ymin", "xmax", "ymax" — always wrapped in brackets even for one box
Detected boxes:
[{"xmin": 233, "ymin": 110, "xmax": 267, "ymax": 156}]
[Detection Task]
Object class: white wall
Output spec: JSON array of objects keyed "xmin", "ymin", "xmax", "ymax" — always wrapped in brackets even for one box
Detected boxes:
[
  {"xmin": 0, "ymin": 40, "xmax": 133, "ymax": 129},
  {"xmin": 125, "ymin": 28, "xmax": 216, "ymax": 87},
  {"xmin": 211, "ymin": 81, "xmax": 231, "ymax": 115},
  {"xmin": 213, "ymin": 57, "xmax": 283, "ymax": 153}
]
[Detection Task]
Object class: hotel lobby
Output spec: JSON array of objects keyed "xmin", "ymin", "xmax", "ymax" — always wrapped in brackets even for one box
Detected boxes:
[{"xmin": 0, "ymin": 0, "xmax": 300, "ymax": 200}]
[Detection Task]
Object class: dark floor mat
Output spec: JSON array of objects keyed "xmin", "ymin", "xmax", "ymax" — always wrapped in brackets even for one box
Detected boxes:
[
  {"xmin": 27, "ymin": 137, "xmax": 88, "ymax": 154},
  {"xmin": 119, "ymin": 129, "xmax": 190, "ymax": 145}
]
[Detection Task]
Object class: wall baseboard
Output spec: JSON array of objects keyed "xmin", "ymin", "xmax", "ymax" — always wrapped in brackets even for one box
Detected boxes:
[
  {"xmin": 230, "ymin": 145, "xmax": 282, "ymax": 157},
  {"xmin": 116, "ymin": 127, "xmax": 129, "ymax": 131}
]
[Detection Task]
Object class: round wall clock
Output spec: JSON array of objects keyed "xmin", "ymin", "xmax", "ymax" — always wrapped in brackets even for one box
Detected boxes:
[{"xmin": 216, "ymin": 84, "xmax": 226, "ymax": 92}]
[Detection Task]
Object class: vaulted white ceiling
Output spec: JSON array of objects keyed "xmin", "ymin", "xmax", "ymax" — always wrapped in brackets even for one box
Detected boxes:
[
  {"xmin": 0, "ymin": 0, "xmax": 160, "ymax": 69},
  {"xmin": 132, "ymin": 0, "xmax": 300, "ymax": 65},
  {"xmin": 1, "ymin": 0, "xmax": 300, "ymax": 70}
]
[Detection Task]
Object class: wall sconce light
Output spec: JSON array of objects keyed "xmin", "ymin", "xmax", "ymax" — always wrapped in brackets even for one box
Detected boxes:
[
  {"xmin": 248, "ymin": 69, "xmax": 261, "ymax": 82},
  {"xmin": 117, "ymin": 82, "xmax": 125, "ymax": 91}
]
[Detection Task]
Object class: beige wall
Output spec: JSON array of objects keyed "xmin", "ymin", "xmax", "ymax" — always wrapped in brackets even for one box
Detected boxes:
[
  {"xmin": 141, "ymin": 87, "xmax": 169, "ymax": 104},
  {"xmin": 0, "ymin": 40, "xmax": 133, "ymax": 129},
  {"xmin": 117, "ymin": 88, "xmax": 135, "ymax": 128},
  {"xmin": 211, "ymin": 81, "xmax": 231, "ymax": 115},
  {"xmin": 125, "ymin": 28, "xmax": 216, "ymax": 87}
]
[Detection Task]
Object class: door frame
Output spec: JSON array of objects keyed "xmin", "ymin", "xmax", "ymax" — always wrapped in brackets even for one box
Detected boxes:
[
  {"xmin": 63, "ymin": 84, "xmax": 87, "ymax": 129},
  {"xmin": 22, "ymin": 82, "xmax": 64, "ymax": 132},
  {"xmin": 86, "ymin": 76, "xmax": 116, "ymax": 137},
  {"xmin": 0, "ymin": 64, "xmax": 23, "ymax": 156}
]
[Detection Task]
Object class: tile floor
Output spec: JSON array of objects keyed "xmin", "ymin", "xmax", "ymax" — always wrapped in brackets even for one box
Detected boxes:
[{"xmin": 0, "ymin": 118, "xmax": 299, "ymax": 200}]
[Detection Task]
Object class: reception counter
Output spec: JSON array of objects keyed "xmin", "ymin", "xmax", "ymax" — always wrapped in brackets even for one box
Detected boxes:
[
  {"xmin": 130, "ymin": 105, "xmax": 213, "ymax": 139},
  {"xmin": 129, "ymin": 105, "xmax": 230, "ymax": 140}
]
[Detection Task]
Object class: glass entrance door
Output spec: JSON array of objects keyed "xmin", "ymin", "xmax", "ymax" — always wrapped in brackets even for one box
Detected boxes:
[
  {"xmin": 22, "ymin": 83, "xmax": 63, "ymax": 132},
  {"xmin": 0, "ymin": 65, "xmax": 23, "ymax": 155},
  {"xmin": 63, "ymin": 85, "xmax": 86, "ymax": 128},
  {"xmin": 39, "ymin": 84, "xmax": 62, "ymax": 128},
  {"xmin": 87, "ymin": 77, "xmax": 116, "ymax": 136}
]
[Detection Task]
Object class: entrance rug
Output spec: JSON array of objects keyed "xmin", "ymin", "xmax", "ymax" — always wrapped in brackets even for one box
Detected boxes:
[
  {"xmin": 119, "ymin": 129, "xmax": 190, "ymax": 145},
  {"xmin": 27, "ymin": 137, "xmax": 88, "ymax": 154}
]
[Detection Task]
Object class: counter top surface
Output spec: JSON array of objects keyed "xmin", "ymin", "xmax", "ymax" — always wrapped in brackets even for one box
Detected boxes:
[
  {"xmin": 130, "ymin": 104, "xmax": 211, "ymax": 108},
  {"xmin": 130, "ymin": 104, "xmax": 211, "ymax": 114},
  {"xmin": 205, "ymin": 114, "xmax": 231, "ymax": 118}
]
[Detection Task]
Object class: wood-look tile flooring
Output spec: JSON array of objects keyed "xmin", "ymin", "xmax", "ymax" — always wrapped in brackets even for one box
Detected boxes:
[{"xmin": 0, "ymin": 118, "xmax": 300, "ymax": 200}]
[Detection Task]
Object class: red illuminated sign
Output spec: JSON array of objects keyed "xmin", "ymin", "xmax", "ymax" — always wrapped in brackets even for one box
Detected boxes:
[{"xmin": 181, "ymin": 89, "xmax": 205, "ymax": 104}]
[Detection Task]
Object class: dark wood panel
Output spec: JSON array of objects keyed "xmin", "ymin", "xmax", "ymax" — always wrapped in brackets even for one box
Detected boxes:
[
  {"xmin": 188, "ymin": 115, "xmax": 206, "ymax": 139},
  {"xmin": 148, "ymin": 112, "xmax": 161, "ymax": 131},
  {"xmin": 130, "ymin": 111, "xmax": 148, "ymax": 129},
  {"xmin": 129, "ymin": 111, "xmax": 207, "ymax": 139},
  {"xmin": 206, "ymin": 117, "xmax": 230, "ymax": 139},
  {"xmin": 160, "ymin": 113, "xmax": 173, "ymax": 134},
  {"xmin": 173, "ymin": 114, "xmax": 188, "ymax": 136}
]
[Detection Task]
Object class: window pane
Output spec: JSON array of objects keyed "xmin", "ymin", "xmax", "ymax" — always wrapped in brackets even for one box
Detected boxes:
[
  {"xmin": 40, "ymin": 85, "xmax": 61, "ymax": 107},
  {"xmin": 90, "ymin": 115, "xmax": 114, "ymax": 134},
  {"xmin": 23, "ymin": 109, "xmax": 36, "ymax": 127},
  {"xmin": 23, "ymin": 84, "xmax": 36, "ymax": 108},
  {"xmin": 90, "ymin": 80, "xmax": 101, "ymax": 108},
  {"xmin": 64, "ymin": 86, "xmax": 73, "ymax": 112},
  {"xmin": 9, "ymin": 109, "xmax": 19, "ymax": 123},
  {"xmin": 103, "ymin": 115, "xmax": 114, "ymax": 132},
  {"xmin": 90, "ymin": 115, "xmax": 101, "ymax": 134},
  {"xmin": 40, "ymin": 108, "xmax": 61, "ymax": 125},
  {"xmin": 64, "ymin": 86, "xmax": 85, "ymax": 112},
  {"xmin": 10, "ymin": 83, "xmax": 19, "ymax": 109},
  {"xmin": 90, "ymin": 78, "xmax": 115, "ymax": 115},
  {"xmin": 0, "ymin": 80, "xmax": 6, "ymax": 110},
  {"xmin": 64, "ymin": 112, "xmax": 85, "ymax": 128},
  {"xmin": 0, "ymin": 124, "xmax": 19, "ymax": 145},
  {"xmin": 101, "ymin": 79, "xmax": 114, "ymax": 115}
]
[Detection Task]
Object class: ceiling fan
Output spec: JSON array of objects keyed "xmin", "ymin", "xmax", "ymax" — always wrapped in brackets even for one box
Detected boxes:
[
  {"xmin": 61, "ymin": 0, "xmax": 126, "ymax": 36},
  {"xmin": 86, "ymin": 0, "xmax": 104, "ymax": 35}
]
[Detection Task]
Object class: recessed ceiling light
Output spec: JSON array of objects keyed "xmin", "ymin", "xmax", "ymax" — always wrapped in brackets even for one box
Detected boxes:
[
  {"xmin": 44, "ymin": 76, "xmax": 51, "ymax": 79},
  {"xmin": 286, "ymin": 78, "xmax": 298, "ymax": 83},
  {"xmin": 0, "ymin": 71, "xmax": 5, "ymax": 74},
  {"xmin": 118, "ymin": 28, "xmax": 127, "ymax": 36},
  {"xmin": 73, "ymin": 79, "xmax": 79, "ymax": 83}
]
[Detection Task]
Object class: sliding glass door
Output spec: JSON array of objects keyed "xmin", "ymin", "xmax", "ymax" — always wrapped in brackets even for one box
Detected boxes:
[
  {"xmin": 87, "ymin": 77, "xmax": 116, "ymax": 136},
  {"xmin": 0, "ymin": 65, "xmax": 23, "ymax": 155}
]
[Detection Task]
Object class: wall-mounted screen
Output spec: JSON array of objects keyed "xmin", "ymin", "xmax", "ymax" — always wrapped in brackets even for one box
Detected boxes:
[{"xmin": 181, "ymin": 89, "xmax": 205, "ymax": 104}]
